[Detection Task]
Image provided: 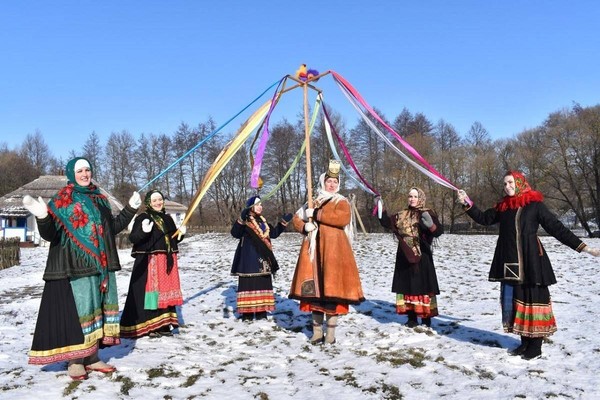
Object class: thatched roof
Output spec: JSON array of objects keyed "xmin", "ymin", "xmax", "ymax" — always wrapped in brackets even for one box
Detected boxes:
[
  {"xmin": 0, "ymin": 175, "xmax": 124, "ymax": 217},
  {"xmin": 164, "ymin": 199, "xmax": 187, "ymax": 214}
]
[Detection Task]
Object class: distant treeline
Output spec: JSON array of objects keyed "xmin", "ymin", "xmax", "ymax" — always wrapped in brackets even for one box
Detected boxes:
[{"xmin": 1, "ymin": 103, "xmax": 599, "ymax": 236}]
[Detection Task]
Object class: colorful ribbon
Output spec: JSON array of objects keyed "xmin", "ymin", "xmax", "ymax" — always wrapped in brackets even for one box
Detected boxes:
[
  {"xmin": 176, "ymin": 99, "xmax": 273, "ymax": 231},
  {"xmin": 331, "ymin": 71, "xmax": 458, "ymax": 191},
  {"xmin": 250, "ymin": 77, "xmax": 287, "ymax": 188},
  {"xmin": 320, "ymin": 95, "xmax": 378, "ymax": 196},
  {"xmin": 139, "ymin": 78, "xmax": 284, "ymax": 192}
]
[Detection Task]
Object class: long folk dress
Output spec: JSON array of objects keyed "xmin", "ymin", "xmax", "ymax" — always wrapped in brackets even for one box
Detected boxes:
[
  {"xmin": 230, "ymin": 215, "xmax": 287, "ymax": 316},
  {"xmin": 465, "ymin": 199, "xmax": 586, "ymax": 337},
  {"xmin": 379, "ymin": 208, "xmax": 443, "ymax": 318},
  {"xmin": 289, "ymin": 195, "xmax": 365, "ymax": 315},
  {"xmin": 28, "ymin": 183, "xmax": 137, "ymax": 365},
  {"xmin": 119, "ymin": 212, "xmax": 184, "ymax": 338}
]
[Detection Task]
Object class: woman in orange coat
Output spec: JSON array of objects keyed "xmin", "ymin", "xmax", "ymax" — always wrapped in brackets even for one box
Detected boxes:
[{"xmin": 289, "ymin": 161, "xmax": 365, "ymax": 344}]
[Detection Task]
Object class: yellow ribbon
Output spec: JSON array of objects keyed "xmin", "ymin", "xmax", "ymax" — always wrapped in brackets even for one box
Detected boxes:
[{"xmin": 175, "ymin": 99, "xmax": 272, "ymax": 233}]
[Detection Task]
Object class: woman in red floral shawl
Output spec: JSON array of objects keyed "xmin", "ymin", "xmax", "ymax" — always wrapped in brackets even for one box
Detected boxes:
[
  {"xmin": 22, "ymin": 157, "xmax": 140, "ymax": 380},
  {"xmin": 458, "ymin": 171, "xmax": 600, "ymax": 360}
]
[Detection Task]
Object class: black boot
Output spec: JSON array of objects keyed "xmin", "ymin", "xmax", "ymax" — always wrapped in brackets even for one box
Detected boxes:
[
  {"xmin": 240, "ymin": 313, "xmax": 253, "ymax": 322},
  {"xmin": 255, "ymin": 312, "xmax": 267, "ymax": 320},
  {"xmin": 421, "ymin": 317, "xmax": 432, "ymax": 327},
  {"xmin": 509, "ymin": 336, "xmax": 529, "ymax": 356},
  {"xmin": 521, "ymin": 337, "xmax": 543, "ymax": 360},
  {"xmin": 405, "ymin": 311, "xmax": 418, "ymax": 328}
]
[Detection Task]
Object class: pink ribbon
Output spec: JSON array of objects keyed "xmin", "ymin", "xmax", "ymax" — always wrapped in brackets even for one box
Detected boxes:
[
  {"xmin": 331, "ymin": 71, "xmax": 456, "ymax": 189},
  {"xmin": 250, "ymin": 77, "xmax": 286, "ymax": 188}
]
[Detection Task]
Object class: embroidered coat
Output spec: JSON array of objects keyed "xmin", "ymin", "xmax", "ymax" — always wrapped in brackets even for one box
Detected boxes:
[
  {"xmin": 36, "ymin": 203, "xmax": 137, "ymax": 280},
  {"xmin": 230, "ymin": 218, "xmax": 286, "ymax": 276},
  {"xmin": 379, "ymin": 209, "xmax": 443, "ymax": 295},
  {"xmin": 466, "ymin": 201, "xmax": 585, "ymax": 285},
  {"xmin": 289, "ymin": 198, "xmax": 365, "ymax": 304}
]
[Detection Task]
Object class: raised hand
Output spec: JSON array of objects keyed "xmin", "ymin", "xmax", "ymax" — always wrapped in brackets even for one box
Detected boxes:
[
  {"xmin": 240, "ymin": 207, "xmax": 250, "ymax": 221},
  {"xmin": 584, "ymin": 246, "xmax": 600, "ymax": 257},
  {"xmin": 141, "ymin": 219, "xmax": 154, "ymax": 233},
  {"xmin": 176, "ymin": 224, "xmax": 187, "ymax": 240},
  {"xmin": 457, "ymin": 189, "xmax": 473, "ymax": 207},
  {"xmin": 22, "ymin": 195, "xmax": 48, "ymax": 219},
  {"xmin": 420, "ymin": 211, "xmax": 434, "ymax": 228},
  {"xmin": 129, "ymin": 191, "xmax": 142, "ymax": 209}
]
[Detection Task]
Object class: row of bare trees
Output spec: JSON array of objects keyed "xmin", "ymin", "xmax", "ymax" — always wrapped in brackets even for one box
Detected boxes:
[{"xmin": 2, "ymin": 103, "xmax": 599, "ymax": 236}]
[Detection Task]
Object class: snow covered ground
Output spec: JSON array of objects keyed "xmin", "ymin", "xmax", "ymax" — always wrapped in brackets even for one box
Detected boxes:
[{"xmin": 1, "ymin": 232, "xmax": 599, "ymax": 399}]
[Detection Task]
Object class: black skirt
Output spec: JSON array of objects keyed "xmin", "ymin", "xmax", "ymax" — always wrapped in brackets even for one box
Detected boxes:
[
  {"xmin": 120, "ymin": 256, "xmax": 179, "ymax": 338},
  {"xmin": 29, "ymin": 279, "xmax": 96, "ymax": 365}
]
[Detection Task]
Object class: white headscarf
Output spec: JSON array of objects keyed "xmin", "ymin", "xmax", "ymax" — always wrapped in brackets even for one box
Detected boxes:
[{"xmin": 296, "ymin": 173, "xmax": 354, "ymax": 260}]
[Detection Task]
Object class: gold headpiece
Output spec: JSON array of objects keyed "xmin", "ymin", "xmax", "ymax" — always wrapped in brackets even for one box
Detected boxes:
[{"xmin": 325, "ymin": 160, "xmax": 341, "ymax": 179}]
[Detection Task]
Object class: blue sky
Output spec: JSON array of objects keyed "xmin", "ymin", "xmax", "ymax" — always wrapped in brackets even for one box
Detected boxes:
[{"xmin": 1, "ymin": 1, "xmax": 599, "ymax": 160}]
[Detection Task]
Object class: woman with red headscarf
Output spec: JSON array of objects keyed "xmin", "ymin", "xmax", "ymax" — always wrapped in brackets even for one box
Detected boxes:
[{"xmin": 458, "ymin": 171, "xmax": 600, "ymax": 360}]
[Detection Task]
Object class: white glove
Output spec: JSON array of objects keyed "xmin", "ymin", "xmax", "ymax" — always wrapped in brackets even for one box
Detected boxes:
[
  {"xmin": 304, "ymin": 222, "xmax": 317, "ymax": 233},
  {"xmin": 22, "ymin": 195, "xmax": 48, "ymax": 219},
  {"xmin": 583, "ymin": 246, "xmax": 600, "ymax": 257},
  {"xmin": 306, "ymin": 208, "xmax": 315, "ymax": 219},
  {"xmin": 129, "ymin": 191, "xmax": 142, "ymax": 208},
  {"xmin": 457, "ymin": 189, "xmax": 473, "ymax": 207},
  {"xmin": 176, "ymin": 224, "xmax": 187, "ymax": 240},
  {"xmin": 141, "ymin": 219, "xmax": 154, "ymax": 233}
]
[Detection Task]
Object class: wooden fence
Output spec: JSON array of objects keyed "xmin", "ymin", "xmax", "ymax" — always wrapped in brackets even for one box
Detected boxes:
[{"xmin": 0, "ymin": 237, "xmax": 20, "ymax": 270}]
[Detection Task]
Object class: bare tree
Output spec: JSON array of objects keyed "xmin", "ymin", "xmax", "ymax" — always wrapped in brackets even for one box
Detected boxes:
[
  {"xmin": 104, "ymin": 130, "xmax": 138, "ymax": 203},
  {"xmin": 82, "ymin": 131, "xmax": 104, "ymax": 183},
  {"xmin": 0, "ymin": 146, "xmax": 38, "ymax": 196},
  {"xmin": 19, "ymin": 129, "xmax": 52, "ymax": 175}
]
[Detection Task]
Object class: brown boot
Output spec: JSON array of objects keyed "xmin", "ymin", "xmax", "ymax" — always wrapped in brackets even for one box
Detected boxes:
[
  {"xmin": 310, "ymin": 312, "xmax": 324, "ymax": 344},
  {"xmin": 325, "ymin": 315, "xmax": 338, "ymax": 344}
]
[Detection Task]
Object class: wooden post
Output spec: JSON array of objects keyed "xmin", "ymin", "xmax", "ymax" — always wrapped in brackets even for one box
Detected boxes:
[{"xmin": 303, "ymin": 81, "xmax": 314, "ymax": 209}]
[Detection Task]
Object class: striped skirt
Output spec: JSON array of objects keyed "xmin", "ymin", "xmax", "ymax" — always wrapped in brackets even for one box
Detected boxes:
[
  {"xmin": 395, "ymin": 293, "xmax": 439, "ymax": 318},
  {"xmin": 501, "ymin": 283, "xmax": 557, "ymax": 337},
  {"xmin": 120, "ymin": 254, "xmax": 181, "ymax": 338},
  {"xmin": 236, "ymin": 275, "xmax": 275, "ymax": 314},
  {"xmin": 29, "ymin": 272, "xmax": 120, "ymax": 365}
]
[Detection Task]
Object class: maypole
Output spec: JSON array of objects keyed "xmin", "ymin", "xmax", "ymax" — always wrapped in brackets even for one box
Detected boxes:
[{"xmin": 287, "ymin": 69, "xmax": 331, "ymax": 211}]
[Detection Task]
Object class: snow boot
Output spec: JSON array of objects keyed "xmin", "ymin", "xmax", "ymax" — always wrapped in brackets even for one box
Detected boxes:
[
  {"xmin": 421, "ymin": 317, "xmax": 432, "ymax": 327},
  {"xmin": 255, "ymin": 312, "xmax": 267, "ymax": 320},
  {"xmin": 521, "ymin": 337, "xmax": 543, "ymax": 360},
  {"xmin": 325, "ymin": 315, "xmax": 338, "ymax": 344},
  {"xmin": 310, "ymin": 312, "xmax": 324, "ymax": 344},
  {"xmin": 509, "ymin": 336, "xmax": 530, "ymax": 356},
  {"xmin": 405, "ymin": 311, "xmax": 418, "ymax": 328}
]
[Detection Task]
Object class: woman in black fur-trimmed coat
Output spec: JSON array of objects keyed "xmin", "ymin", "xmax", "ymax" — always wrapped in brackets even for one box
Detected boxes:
[{"xmin": 458, "ymin": 170, "xmax": 600, "ymax": 360}]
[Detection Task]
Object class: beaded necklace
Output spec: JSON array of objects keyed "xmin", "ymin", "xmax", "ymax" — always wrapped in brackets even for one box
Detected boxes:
[{"xmin": 249, "ymin": 214, "xmax": 270, "ymax": 240}]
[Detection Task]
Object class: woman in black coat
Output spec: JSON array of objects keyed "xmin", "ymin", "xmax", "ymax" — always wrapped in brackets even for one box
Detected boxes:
[
  {"xmin": 230, "ymin": 196, "xmax": 291, "ymax": 321},
  {"xmin": 120, "ymin": 190, "xmax": 185, "ymax": 338},
  {"xmin": 22, "ymin": 157, "xmax": 140, "ymax": 380},
  {"xmin": 379, "ymin": 187, "xmax": 443, "ymax": 328},
  {"xmin": 458, "ymin": 170, "xmax": 600, "ymax": 360}
]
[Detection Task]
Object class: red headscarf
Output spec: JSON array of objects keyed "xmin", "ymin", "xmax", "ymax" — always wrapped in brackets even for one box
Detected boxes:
[{"xmin": 495, "ymin": 170, "xmax": 544, "ymax": 212}]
